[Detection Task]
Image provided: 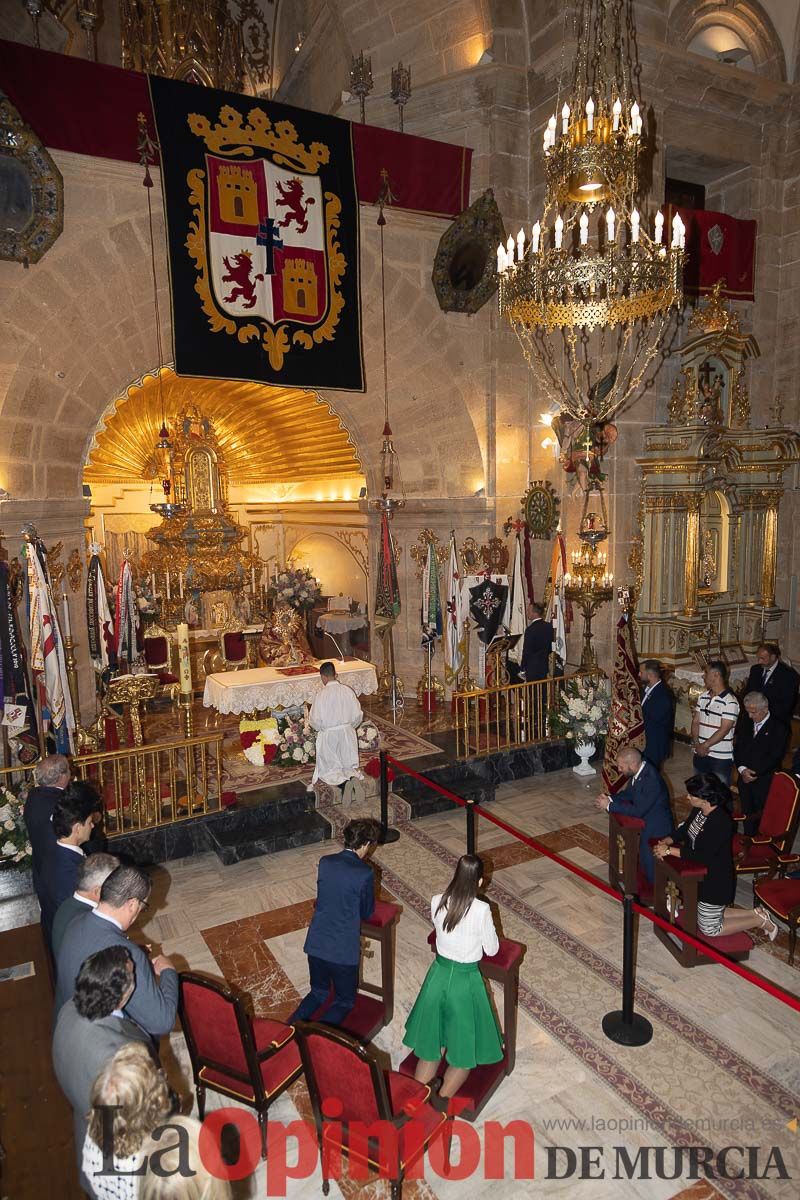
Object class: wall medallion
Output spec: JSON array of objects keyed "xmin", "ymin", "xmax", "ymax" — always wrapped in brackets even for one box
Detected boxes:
[
  {"xmin": 0, "ymin": 93, "xmax": 64, "ymax": 266},
  {"xmin": 520, "ymin": 480, "xmax": 560, "ymax": 540}
]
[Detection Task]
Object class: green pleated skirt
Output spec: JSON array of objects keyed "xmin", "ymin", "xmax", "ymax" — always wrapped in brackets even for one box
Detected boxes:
[{"xmin": 403, "ymin": 955, "xmax": 504, "ymax": 1070}]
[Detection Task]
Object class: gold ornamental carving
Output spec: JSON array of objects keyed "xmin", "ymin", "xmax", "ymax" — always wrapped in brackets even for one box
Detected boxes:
[
  {"xmin": 480, "ymin": 536, "xmax": 509, "ymax": 574},
  {"xmin": 410, "ymin": 529, "xmax": 447, "ymax": 578},
  {"xmin": 460, "ymin": 536, "xmax": 481, "ymax": 574},
  {"xmin": 67, "ymin": 548, "xmax": 83, "ymax": 593},
  {"xmin": 688, "ymin": 280, "xmax": 741, "ymax": 335},
  {"xmin": 46, "ymin": 541, "xmax": 64, "ymax": 593},
  {"xmin": 730, "ymin": 367, "xmax": 750, "ymax": 429}
]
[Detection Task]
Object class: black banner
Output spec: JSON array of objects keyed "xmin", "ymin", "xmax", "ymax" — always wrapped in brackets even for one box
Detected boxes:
[{"xmin": 149, "ymin": 74, "xmax": 364, "ymax": 391}]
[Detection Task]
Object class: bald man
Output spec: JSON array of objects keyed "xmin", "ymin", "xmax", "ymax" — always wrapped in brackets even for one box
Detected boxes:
[{"xmin": 595, "ymin": 748, "xmax": 673, "ymax": 885}]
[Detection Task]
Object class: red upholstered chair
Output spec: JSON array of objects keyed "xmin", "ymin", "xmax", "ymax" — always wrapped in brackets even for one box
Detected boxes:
[
  {"xmin": 295, "ymin": 1022, "xmax": 448, "ymax": 1199},
  {"xmin": 178, "ymin": 973, "xmax": 302, "ymax": 1157},
  {"xmin": 653, "ymin": 855, "xmax": 753, "ymax": 968},
  {"xmin": 753, "ymin": 854, "xmax": 800, "ymax": 964},
  {"xmin": 219, "ymin": 625, "xmax": 249, "ymax": 671},
  {"xmin": 732, "ymin": 771, "xmax": 800, "ymax": 880},
  {"xmin": 143, "ymin": 625, "xmax": 179, "ymax": 704},
  {"xmin": 398, "ymin": 930, "xmax": 525, "ymax": 1120}
]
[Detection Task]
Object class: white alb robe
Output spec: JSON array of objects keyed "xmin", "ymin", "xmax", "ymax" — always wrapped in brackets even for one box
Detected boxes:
[{"xmin": 309, "ymin": 679, "xmax": 363, "ymax": 785}]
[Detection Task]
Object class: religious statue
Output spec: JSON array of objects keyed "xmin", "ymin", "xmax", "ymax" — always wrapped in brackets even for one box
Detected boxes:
[
  {"xmin": 552, "ymin": 414, "xmax": 617, "ymax": 497},
  {"xmin": 259, "ymin": 603, "xmax": 314, "ymax": 667},
  {"xmin": 184, "ymin": 597, "xmax": 199, "ymax": 627}
]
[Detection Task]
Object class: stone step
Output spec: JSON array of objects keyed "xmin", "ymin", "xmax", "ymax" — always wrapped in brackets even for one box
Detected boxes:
[
  {"xmin": 393, "ymin": 764, "xmax": 495, "ymax": 821},
  {"xmin": 206, "ymin": 810, "xmax": 331, "ymax": 865}
]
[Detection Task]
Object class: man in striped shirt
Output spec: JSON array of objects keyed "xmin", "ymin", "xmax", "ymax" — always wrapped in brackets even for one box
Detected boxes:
[{"xmin": 691, "ymin": 660, "xmax": 740, "ymax": 786}]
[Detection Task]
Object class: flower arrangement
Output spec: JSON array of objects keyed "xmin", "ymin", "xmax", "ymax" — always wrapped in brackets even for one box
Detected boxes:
[
  {"xmin": 239, "ymin": 716, "xmax": 281, "ymax": 766},
  {"xmin": 268, "ymin": 565, "xmax": 321, "ymax": 613},
  {"xmin": 549, "ymin": 674, "xmax": 610, "ymax": 745},
  {"xmin": 275, "ymin": 712, "xmax": 316, "ymax": 767},
  {"xmin": 357, "ymin": 720, "xmax": 381, "ymax": 753},
  {"xmin": 0, "ymin": 784, "xmax": 32, "ymax": 869}
]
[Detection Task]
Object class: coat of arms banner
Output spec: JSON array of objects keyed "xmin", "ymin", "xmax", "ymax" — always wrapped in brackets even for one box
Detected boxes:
[{"xmin": 149, "ymin": 74, "xmax": 364, "ymax": 391}]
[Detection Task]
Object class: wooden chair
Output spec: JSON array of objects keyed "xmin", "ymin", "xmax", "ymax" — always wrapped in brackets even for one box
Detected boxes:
[
  {"xmin": 178, "ymin": 973, "xmax": 302, "ymax": 1157},
  {"xmin": 307, "ymin": 900, "xmax": 400, "ymax": 1042},
  {"xmin": 653, "ymin": 855, "xmax": 752, "ymax": 968},
  {"xmin": 142, "ymin": 623, "xmax": 179, "ymax": 704},
  {"xmin": 753, "ymin": 852, "xmax": 800, "ymax": 963},
  {"xmin": 732, "ymin": 771, "xmax": 800, "ymax": 880},
  {"xmin": 295, "ymin": 1021, "xmax": 448, "ymax": 1200},
  {"xmin": 398, "ymin": 931, "xmax": 525, "ymax": 1120}
]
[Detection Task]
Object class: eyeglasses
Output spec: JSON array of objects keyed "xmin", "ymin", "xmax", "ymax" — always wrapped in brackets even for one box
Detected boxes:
[{"xmin": 137, "ymin": 898, "xmax": 150, "ymax": 912}]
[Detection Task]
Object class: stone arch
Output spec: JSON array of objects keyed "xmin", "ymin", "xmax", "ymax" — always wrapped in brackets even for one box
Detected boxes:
[{"xmin": 668, "ymin": 0, "xmax": 787, "ymax": 81}]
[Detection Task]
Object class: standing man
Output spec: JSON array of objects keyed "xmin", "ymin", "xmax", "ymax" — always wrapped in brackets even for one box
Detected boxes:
[
  {"xmin": 520, "ymin": 602, "xmax": 554, "ymax": 683},
  {"xmin": 40, "ymin": 787, "xmax": 97, "ymax": 951},
  {"xmin": 734, "ymin": 692, "xmax": 788, "ymax": 834},
  {"xmin": 51, "ymin": 851, "xmax": 119, "ymax": 958},
  {"xmin": 23, "ymin": 754, "xmax": 70, "ymax": 910},
  {"xmin": 744, "ymin": 643, "xmax": 799, "ymax": 727},
  {"xmin": 309, "ymin": 661, "xmax": 363, "ymax": 790},
  {"xmin": 289, "ymin": 818, "xmax": 381, "ymax": 1027},
  {"xmin": 692, "ymin": 660, "xmax": 740, "ymax": 786},
  {"xmin": 639, "ymin": 659, "xmax": 674, "ymax": 769},
  {"xmin": 595, "ymin": 747, "xmax": 673, "ymax": 884}
]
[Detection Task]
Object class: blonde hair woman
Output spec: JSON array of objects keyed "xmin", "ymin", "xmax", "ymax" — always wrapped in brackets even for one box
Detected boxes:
[
  {"xmin": 83, "ymin": 1043, "xmax": 172, "ymax": 1200},
  {"xmin": 138, "ymin": 1116, "xmax": 232, "ymax": 1200}
]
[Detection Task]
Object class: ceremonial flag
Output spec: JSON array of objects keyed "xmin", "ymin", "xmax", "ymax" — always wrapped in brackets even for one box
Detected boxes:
[
  {"xmin": 507, "ymin": 534, "xmax": 527, "ymax": 666},
  {"xmin": 444, "ymin": 532, "xmax": 463, "ymax": 684},
  {"xmin": 114, "ymin": 559, "xmax": 139, "ymax": 664},
  {"xmin": 0, "ymin": 561, "xmax": 38, "ymax": 763},
  {"xmin": 667, "ymin": 205, "xmax": 756, "ymax": 301},
  {"xmin": 374, "ymin": 512, "xmax": 400, "ymax": 622},
  {"xmin": 544, "ymin": 533, "xmax": 569, "ymax": 664},
  {"xmin": 469, "ymin": 578, "xmax": 508, "ymax": 646},
  {"xmin": 602, "ymin": 614, "xmax": 645, "ymax": 794},
  {"xmin": 149, "ymin": 73, "xmax": 364, "ymax": 391},
  {"xmin": 25, "ymin": 540, "xmax": 74, "ymax": 755},
  {"xmin": 420, "ymin": 542, "xmax": 442, "ymax": 646},
  {"xmin": 86, "ymin": 547, "xmax": 114, "ymax": 671}
]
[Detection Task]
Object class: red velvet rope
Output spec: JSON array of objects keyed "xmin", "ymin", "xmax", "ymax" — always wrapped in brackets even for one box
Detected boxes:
[{"xmin": 385, "ymin": 753, "xmax": 800, "ymax": 1014}]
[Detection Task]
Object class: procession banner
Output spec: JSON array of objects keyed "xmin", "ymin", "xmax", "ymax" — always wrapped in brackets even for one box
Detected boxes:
[
  {"xmin": 602, "ymin": 615, "xmax": 645, "ymax": 794},
  {"xmin": 149, "ymin": 73, "xmax": 364, "ymax": 391},
  {"xmin": 667, "ymin": 205, "xmax": 756, "ymax": 301}
]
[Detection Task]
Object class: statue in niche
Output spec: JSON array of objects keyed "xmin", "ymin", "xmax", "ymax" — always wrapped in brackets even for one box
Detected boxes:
[
  {"xmin": 696, "ymin": 358, "xmax": 725, "ymax": 424},
  {"xmin": 700, "ymin": 529, "xmax": 717, "ymax": 590}
]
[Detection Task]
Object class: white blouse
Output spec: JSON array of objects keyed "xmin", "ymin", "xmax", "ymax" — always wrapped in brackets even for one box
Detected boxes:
[
  {"xmin": 82, "ymin": 1134, "xmax": 144, "ymax": 1200},
  {"xmin": 431, "ymin": 894, "xmax": 499, "ymax": 963}
]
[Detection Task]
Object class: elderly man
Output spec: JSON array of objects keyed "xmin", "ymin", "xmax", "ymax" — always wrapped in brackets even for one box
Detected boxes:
[
  {"xmin": 308, "ymin": 660, "xmax": 363, "ymax": 790},
  {"xmin": 23, "ymin": 753, "xmax": 70, "ymax": 911},
  {"xmin": 691, "ymin": 660, "xmax": 740, "ymax": 786},
  {"xmin": 734, "ymin": 692, "xmax": 788, "ymax": 835},
  {"xmin": 639, "ymin": 659, "xmax": 674, "ymax": 769},
  {"xmin": 51, "ymin": 851, "xmax": 119, "ymax": 958},
  {"xmin": 744, "ymin": 643, "xmax": 799, "ymax": 727},
  {"xmin": 55, "ymin": 863, "xmax": 178, "ymax": 1036},
  {"xmin": 595, "ymin": 747, "xmax": 673, "ymax": 885}
]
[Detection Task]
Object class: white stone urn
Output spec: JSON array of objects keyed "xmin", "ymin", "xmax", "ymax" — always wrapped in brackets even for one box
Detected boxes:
[{"xmin": 572, "ymin": 740, "xmax": 597, "ymax": 776}]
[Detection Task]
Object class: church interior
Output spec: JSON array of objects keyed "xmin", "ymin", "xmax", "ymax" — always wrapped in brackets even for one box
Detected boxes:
[{"xmin": 1, "ymin": 2, "xmax": 800, "ymax": 1197}]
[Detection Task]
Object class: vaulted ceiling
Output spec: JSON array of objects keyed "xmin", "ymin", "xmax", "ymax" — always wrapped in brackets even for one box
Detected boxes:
[{"xmin": 84, "ymin": 369, "xmax": 363, "ymax": 485}]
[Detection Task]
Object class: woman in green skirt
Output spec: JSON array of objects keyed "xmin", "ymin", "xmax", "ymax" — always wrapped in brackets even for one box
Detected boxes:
[{"xmin": 403, "ymin": 854, "xmax": 504, "ymax": 1100}]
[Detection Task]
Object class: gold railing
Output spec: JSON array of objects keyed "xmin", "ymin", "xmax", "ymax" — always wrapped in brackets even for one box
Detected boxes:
[
  {"xmin": 454, "ymin": 672, "xmax": 589, "ymax": 758},
  {"xmin": 0, "ymin": 763, "xmax": 37, "ymax": 790},
  {"xmin": 74, "ymin": 732, "xmax": 225, "ymax": 837}
]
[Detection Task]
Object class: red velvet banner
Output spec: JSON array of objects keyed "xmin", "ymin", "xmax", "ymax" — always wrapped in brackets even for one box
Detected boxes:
[
  {"xmin": 0, "ymin": 39, "xmax": 471, "ymax": 220},
  {"xmin": 669, "ymin": 205, "xmax": 756, "ymax": 301}
]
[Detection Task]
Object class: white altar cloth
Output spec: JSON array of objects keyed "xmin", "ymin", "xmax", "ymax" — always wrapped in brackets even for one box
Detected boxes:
[
  {"xmin": 203, "ymin": 659, "xmax": 378, "ymax": 715},
  {"xmin": 317, "ymin": 612, "xmax": 367, "ymax": 634}
]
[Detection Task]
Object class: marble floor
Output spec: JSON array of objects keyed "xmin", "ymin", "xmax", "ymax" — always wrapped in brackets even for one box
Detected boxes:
[{"xmin": 4, "ymin": 743, "xmax": 800, "ymax": 1199}]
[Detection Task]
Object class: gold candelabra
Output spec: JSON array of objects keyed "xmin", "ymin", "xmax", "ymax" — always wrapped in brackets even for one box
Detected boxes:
[
  {"xmin": 350, "ymin": 51, "xmax": 373, "ymax": 123},
  {"xmin": 564, "ymin": 524, "xmax": 613, "ymax": 671}
]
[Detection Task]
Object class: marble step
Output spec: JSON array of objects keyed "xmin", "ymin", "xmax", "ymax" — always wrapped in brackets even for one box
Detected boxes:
[
  {"xmin": 392, "ymin": 764, "xmax": 495, "ymax": 820},
  {"xmin": 206, "ymin": 809, "xmax": 331, "ymax": 865}
]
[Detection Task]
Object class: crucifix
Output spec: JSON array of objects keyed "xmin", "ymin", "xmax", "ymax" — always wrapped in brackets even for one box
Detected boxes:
[{"xmin": 257, "ymin": 218, "xmax": 284, "ymax": 275}]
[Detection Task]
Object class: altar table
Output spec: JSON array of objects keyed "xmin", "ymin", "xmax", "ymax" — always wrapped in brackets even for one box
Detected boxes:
[{"xmin": 203, "ymin": 659, "xmax": 379, "ymax": 716}]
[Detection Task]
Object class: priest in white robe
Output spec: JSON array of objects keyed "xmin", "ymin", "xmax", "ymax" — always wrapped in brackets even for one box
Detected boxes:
[{"xmin": 309, "ymin": 661, "xmax": 363, "ymax": 787}]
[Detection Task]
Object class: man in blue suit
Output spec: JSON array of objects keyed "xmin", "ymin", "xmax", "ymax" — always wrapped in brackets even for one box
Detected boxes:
[
  {"xmin": 639, "ymin": 659, "xmax": 674, "ymax": 769},
  {"xmin": 595, "ymin": 747, "xmax": 673, "ymax": 884},
  {"xmin": 289, "ymin": 818, "xmax": 381, "ymax": 1026},
  {"xmin": 40, "ymin": 787, "xmax": 97, "ymax": 951}
]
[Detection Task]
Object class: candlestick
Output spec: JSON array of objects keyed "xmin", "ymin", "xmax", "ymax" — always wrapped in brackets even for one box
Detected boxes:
[
  {"xmin": 61, "ymin": 592, "xmax": 71, "ymax": 638},
  {"xmin": 532, "ymin": 221, "xmax": 541, "ymax": 253},
  {"xmin": 179, "ymin": 571, "xmax": 184, "ymax": 599},
  {"xmin": 497, "ymin": 243, "xmax": 505, "ymax": 274},
  {"xmin": 177, "ymin": 622, "xmax": 192, "ymax": 695},
  {"xmin": 555, "ymin": 215, "xmax": 564, "ymax": 250},
  {"xmin": 612, "ymin": 97, "xmax": 621, "ymax": 131},
  {"xmin": 561, "ymin": 102, "xmax": 570, "ymax": 134},
  {"xmin": 655, "ymin": 210, "xmax": 664, "ymax": 244},
  {"xmin": 585, "ymin": 96, "xmax": 594, "ymax": 132},
  {"xmin": 165, "ymin": 571, "xmax": 171, "ymax": 602},
  {"xmin": 150, "ymin": 572, "xmax": 155, "ymax": 595}
]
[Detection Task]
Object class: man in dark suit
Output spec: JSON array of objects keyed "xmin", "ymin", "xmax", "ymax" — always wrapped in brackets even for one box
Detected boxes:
[
  {"xmin": 40, "ymin": 787, "xmax": 97, "ymax": 951},
  {"xmin": 744, "ymin": 643, "xmax": 799, "ymax": 727},
  {"xmin": 639, "ymin": 659, "xmax": 674, "ymax": 769},
  {"xmin": 55, "ymin": 863, "xmax": 178, "ymax": 1037},
  {"xmin": 595, "ymin": 747, "xmax": 673, "ymax": 884},
  {"xmin": 52, "ymin": 945, "xmax": 152, "ymax": 1180},
  {"xmin": 734, "ymin": 692, "xmax": 788, "ymax": 834},
  {"xmin": 22, "ymin": 753, "xmax": 70, "ymax": 911},
  {"xmin": 520, "ymin": 602, "xmax": 554, "ymax": 683},
  {"xmin": 51, "ymin": 851, "xmax": 118, "ymax": 959},
  {"xmin": 289, "ymin": 818, "xmax": 381, "ymax": 1027}
]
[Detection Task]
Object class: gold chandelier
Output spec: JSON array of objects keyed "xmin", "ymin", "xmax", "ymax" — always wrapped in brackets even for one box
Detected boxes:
[{"xmin": 498, "ymin": 0, "xmax": 685, "ymax": 422}]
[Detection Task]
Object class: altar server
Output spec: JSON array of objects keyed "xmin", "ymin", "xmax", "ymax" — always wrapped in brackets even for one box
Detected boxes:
[{"xmin": 309, "ymin": 660, "xmax": 363, "ymax": 788}]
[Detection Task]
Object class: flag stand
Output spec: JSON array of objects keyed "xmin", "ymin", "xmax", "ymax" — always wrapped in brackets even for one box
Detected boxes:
[{"xmin": 421, "ymin": 639, "xmax": 436, "ymax": 713}]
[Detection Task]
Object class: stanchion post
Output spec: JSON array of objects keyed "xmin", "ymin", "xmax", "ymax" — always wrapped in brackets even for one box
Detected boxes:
[
  {"xmin": 602, "ymin": 894, "xmax": 653, "ymax": 1046},
  {"xmin": 378, "ymin": 750, "xmax": 400, "ymax": 845},
  {"xmin": 466, "ymin": 797, "xmax": 476, "ymax": 856}
]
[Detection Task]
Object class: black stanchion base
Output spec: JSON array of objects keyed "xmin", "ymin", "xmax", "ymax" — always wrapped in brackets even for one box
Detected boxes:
[
  {"xmin": 601, "ymin": 1010, "xmax": 653, "ymax": 1046},
  {"xmin": 378, "ymin": 826, "xmax": 401, "ymax": 844}
]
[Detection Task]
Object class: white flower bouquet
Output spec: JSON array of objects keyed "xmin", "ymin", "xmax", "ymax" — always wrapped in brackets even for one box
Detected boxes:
[
  {"xmin": 550, "ymin": 674, "xmax": 610, "ymax": 745},
  {"xmin": 0, "ymin": 784, "xmax": 32, "ymax": 869},
  {"xmin": 276, "ymin": 713, "xmax": 317, "ymax": 767},
  {"xmin": 267, "ymin": 565, "xmax": 321, "ymax": 613},
  {"xmin": 356, "ymin": 720, "xmax": 381, "ymax": 752}
]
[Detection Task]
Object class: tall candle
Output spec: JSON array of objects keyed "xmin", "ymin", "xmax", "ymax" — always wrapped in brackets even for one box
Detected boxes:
[
  {"xmin": 61, "ymin": 593, "xmax": 71, "ymax": 638},
  {"xmin": 165, "ymin": 571, "xmax": 171, "ymax": 601},
  {"xmin": 150, "ymin": 572, "xmax": 155, "ymax": 595},
  {"xmin": 251, "ymin": 566, "xmax": 256, "ymax": 595},
  {"xmin": 177, "ymin": 622, "xmax": 192, "ymax": 695},
  {"xmin": 179, "ymin": 571, "xmax": 184, "ymax": 599}
]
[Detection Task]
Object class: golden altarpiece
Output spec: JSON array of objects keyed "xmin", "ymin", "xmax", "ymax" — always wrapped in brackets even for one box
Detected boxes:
[{"xmin": 632, "ymin": 287, "xmax": 799, "ymax": 688}]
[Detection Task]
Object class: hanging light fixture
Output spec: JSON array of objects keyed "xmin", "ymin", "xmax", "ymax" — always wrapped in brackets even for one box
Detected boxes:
[
  {"xmin": 371, "ymin": 169, "xmax": 406, "ymax": 519},
  {"xmin": 497, "ymin": 0, "xmax": 685, "ymax": 424}
]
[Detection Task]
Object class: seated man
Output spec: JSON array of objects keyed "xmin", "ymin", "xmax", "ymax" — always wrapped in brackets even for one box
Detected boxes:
[
  {"xmin": 51, "ymin": 851, "xmax": 119, "ymax": 959},
  {"xmin": 55, "ymin": 863, "xmax": 178, "ymax": 1037},
  {"xmin": 595, "ymin": 747, "xmax": 673, "ymax": 885},
  {"xmin": 733, "ymin": 691, "xmax": 788, "ymax": 835},
  {"xmin": 52, "ymin": 945, "xmax": 153, "ymax": 1180},
  {"xmin": 40, "ymin": 786, "xmax": 98, "ymax": 950}
]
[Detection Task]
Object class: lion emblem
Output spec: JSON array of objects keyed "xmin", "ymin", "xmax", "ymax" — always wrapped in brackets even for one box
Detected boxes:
[
  {"xmin": 275, "ymin": 178, "xmax": 316, "ymax": 234},
  {"xmin": 221, "ymin": 250, "xmax": 264, "ymax": 309}
]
